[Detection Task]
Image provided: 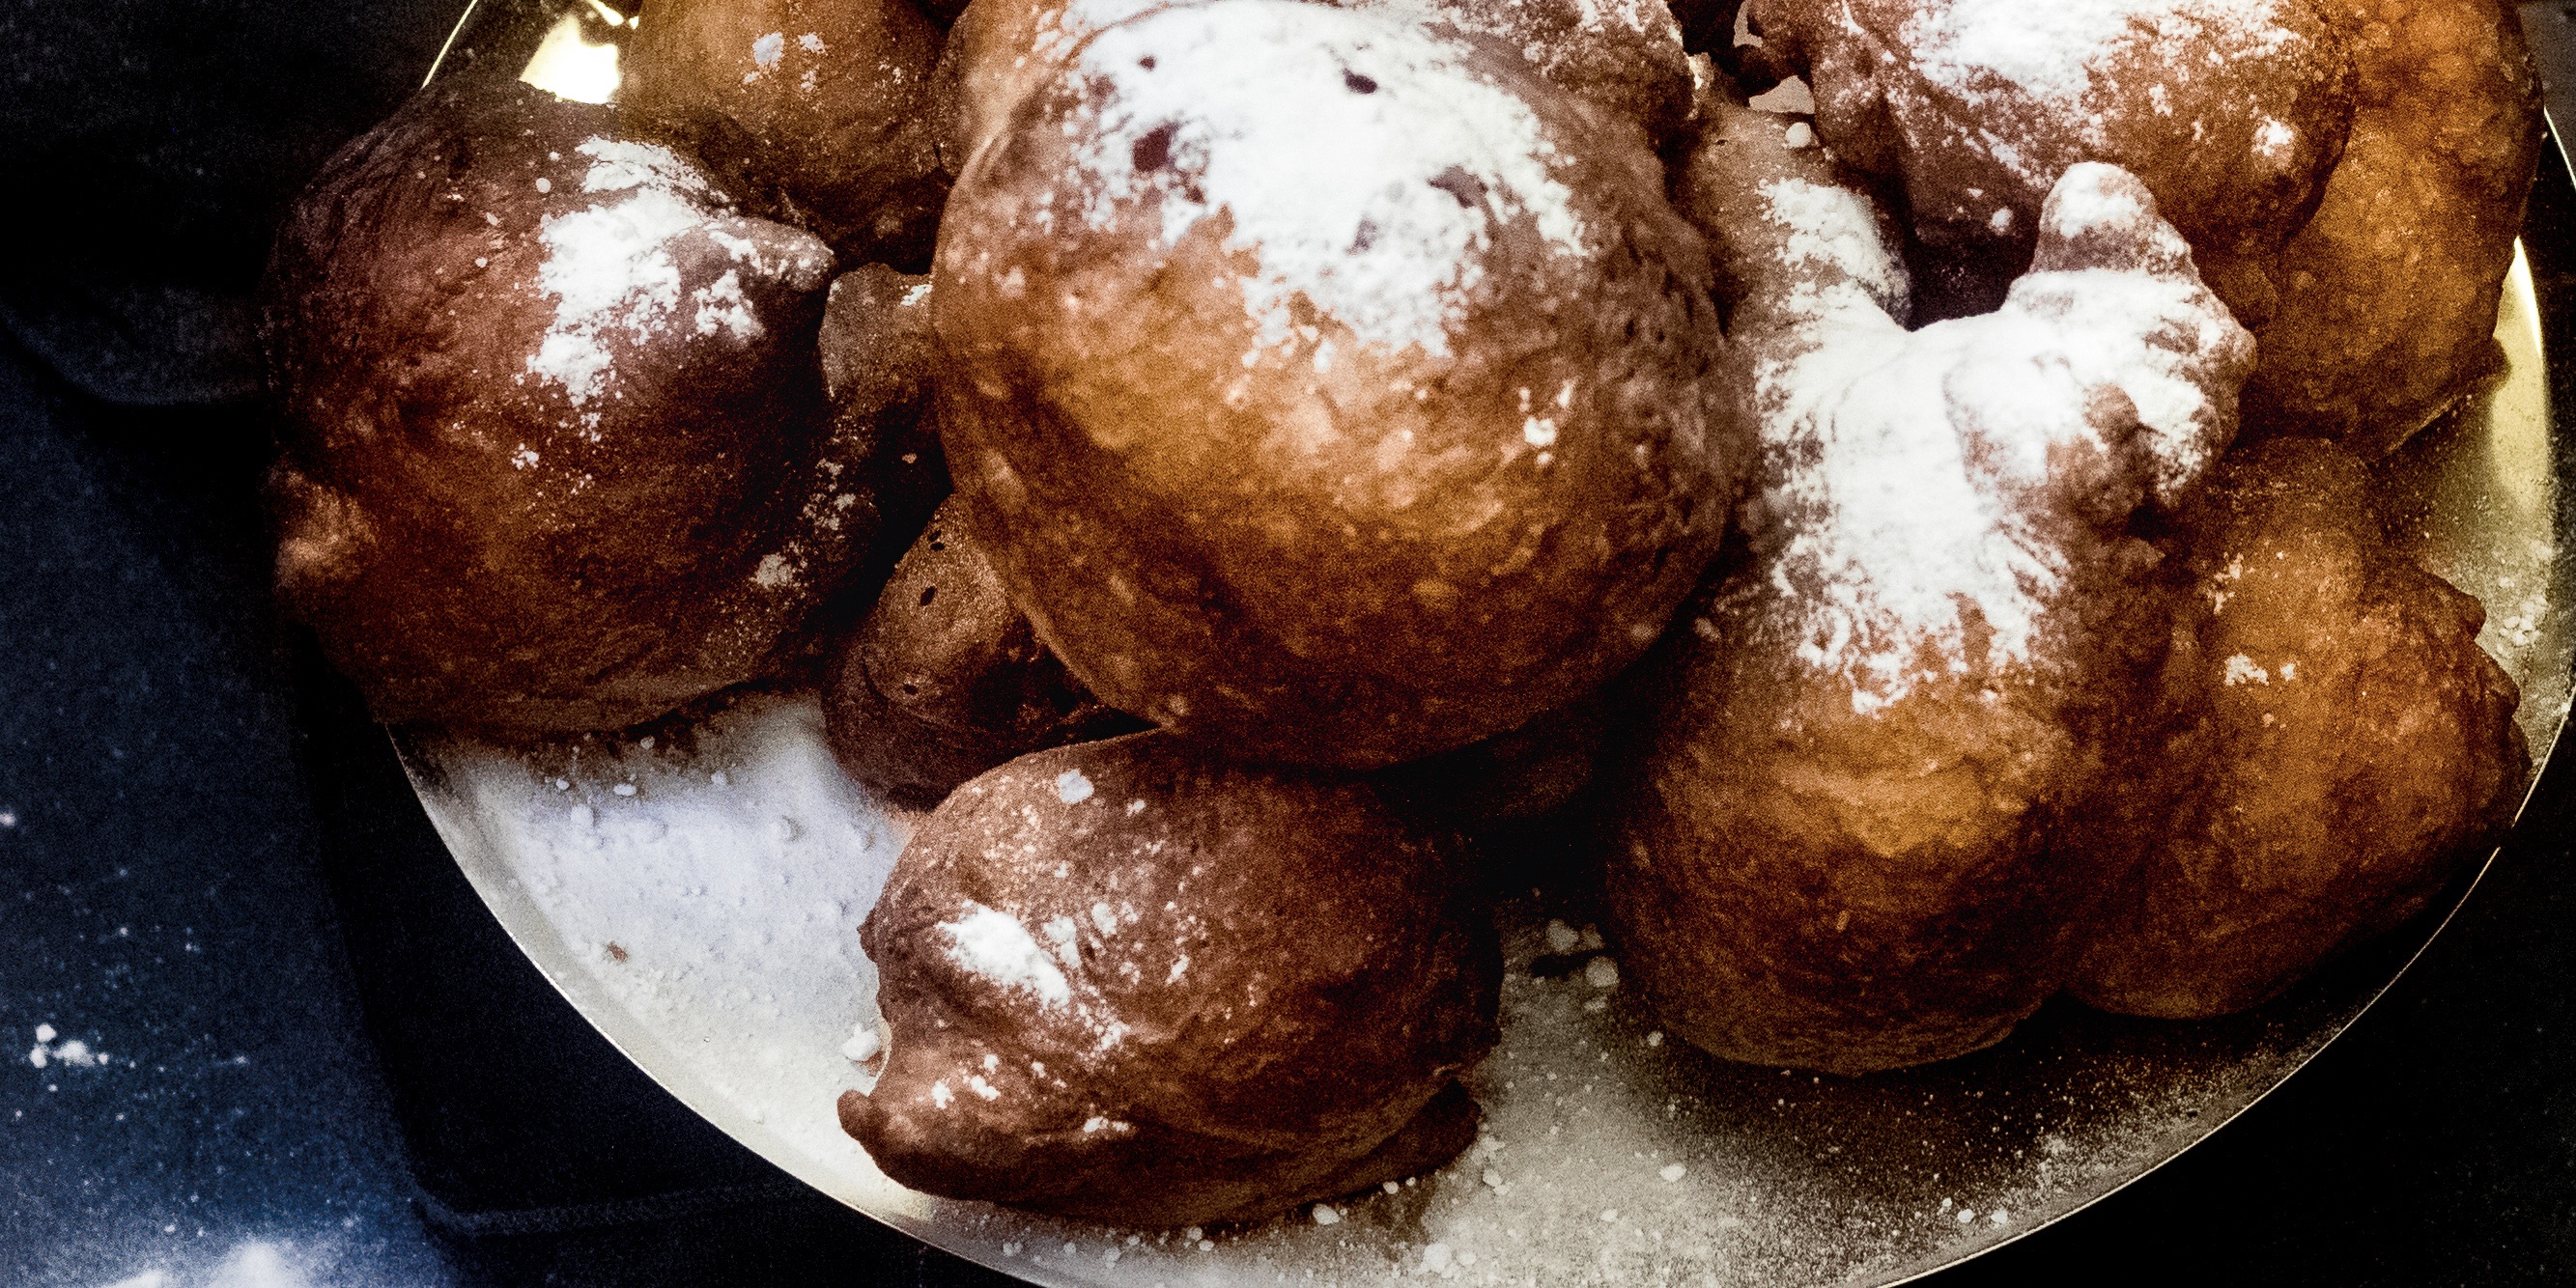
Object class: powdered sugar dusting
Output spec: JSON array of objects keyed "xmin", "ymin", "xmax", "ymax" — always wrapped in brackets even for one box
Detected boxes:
[
  {"xmin": 1901, "ymin": 0, "xmax": 2304, "ymax": 106},
  {"xmin": 1054, "ymin": 769, "xmax": 1095, "ymax": 804},
  {"xmin": 1061, "ymin": 1, "xmax": 1587, "ymax": 356},
  {"xmin": 941, "ymin": 903, "xmax": 1074, "ymax": 1007},
  {"xmin": 526, "ymin": 138, "xmax": 821, "ymax": 406},
  {"xmin": 692, "ymin": 270, "xmax": 759, "ymax": 340},
  {"xmin": 1746, "ymin": 163, "xmax": 2249, "ymax": 712},
  {"xmin": 528, "ymin": 194, "xmax": 698, "ymax": 404},
  {"xmin": 574, "ymin": 137, "xmax": 708, "ymax": 196},
  {"xmin": 1756, "ymin": 179, "xmax": 1908, "ymax": 318}
]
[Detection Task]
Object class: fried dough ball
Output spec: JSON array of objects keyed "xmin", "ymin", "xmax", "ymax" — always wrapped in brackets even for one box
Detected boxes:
[
  {"xmin": 934, "ymin": 0, "xmax": 1736, "ymax": 768},
  {"xmin": 842, "ymin": 733, "xmax": 1498, "ymax": 1224},
  {"xmin": 1741, "ymin": 0, "xmax": 2354, "ymax": 326},
  {"xmin": 2071, "ymin": 438, "xmax": 2527, "ymax": 1018},
  {"xmin": 930, "ymin": 0, "xmax": 1691, "ymax": 182},
  {"xmin": 2241, "ymin": 0, "xmax": 2543, "ymax": 452},
  {"xmin": 265, "ymin": 76, "xmax": 916, "ymax": 734},
  {"xmin": 814, "ymin": 264, "xmax": 952, "ymax": 539},
  {"xmin": 622, "ymin": 0, "xmax": 948, "ymax": 262},
  {"xmin": 1742, "ymin": 0, "xmax": 2543, "ymax": 451},
  {"xmin": 928, "ymin": 0, "xmax": 1165, "ymax": 175},
  {"xmin": 1604, "ymin": 96, "xmax": 2253, "ymax": 1075},
  {"xmin": 825, "ymin": 496, "xmax": 1143, "ymax": 805}
]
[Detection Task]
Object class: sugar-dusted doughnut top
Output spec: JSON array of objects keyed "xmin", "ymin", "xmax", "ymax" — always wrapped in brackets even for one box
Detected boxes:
[
  {"xmin": 930, "ymin": 0, "xmax": 1734, "ymax": 766},
  {"xmin": 1049, "ymin": 0, "xmax": 1593, "ymax": 356}
]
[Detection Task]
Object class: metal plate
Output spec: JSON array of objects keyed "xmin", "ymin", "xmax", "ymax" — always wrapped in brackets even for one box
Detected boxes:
[{"xmin": 388, "ymin": 3, "xmax": 2576, "ymax": 1282}]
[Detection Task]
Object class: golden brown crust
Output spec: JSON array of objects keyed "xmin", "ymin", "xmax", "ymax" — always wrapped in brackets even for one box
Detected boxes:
[
  {"xmin": 1744, "ymin": 0, "xmax": 2355, "ymax": 325},
  {"xmin": 845, "ymin": 732, "xmax": 1498, "ymax": 1224},
  {"xmin": 932, "ymin": 2, "xmax": 1739, "ymax": 768},
  {"xmin": 263, "ymin": 77, "xmax": 895, "ymax": 734},
  {"xmin": 2071, "ymin": 437, "xmax": 2528, "ymax": 1017},
  {"xmin": 2242, "ymin": 0, "xmax": 2544, "ymax": 450},
  {"xmin": 825, "ymin": 496, "xmax": 1144, "ymax": 805},
  {"xmin": 1614, "ymin": 93, "xmax": 2250, "ymax": 1075},
  {"xmin": 624, "ymin": 0, "xmax": 951, "ymax": 263}
]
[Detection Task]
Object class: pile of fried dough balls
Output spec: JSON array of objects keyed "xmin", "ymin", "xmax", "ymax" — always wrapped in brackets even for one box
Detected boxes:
[{"xmin": 265, "ymin": 0, "xmax": 2541, "ymax": 1225}]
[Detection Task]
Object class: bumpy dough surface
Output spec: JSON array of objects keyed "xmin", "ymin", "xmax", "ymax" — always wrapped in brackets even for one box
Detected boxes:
[
  {"xmin": 624, "ymin": 0, "xmax": 950, "ymax": 263},
  {"xmin": 2240, "ymin": 0, "xmax": 2542, "ymax": 450},
  {"xmin": 264, "ymin": 76, "xmax": 900, "ymax": 734},
  {"xmin": 826, "ymin": 495, "xmax": 1143, "ymax": 806},
  {"xmin": 1608, "ymin": 93, "xmax": 2252, "ymax": 1075},
  {"xmin": 1742, "ymin": 0, "xmax": 2541, "ymax": 451},
  {"xmin": 933, "ymin": 0, "xmax": 1736, "ymax": 767},
  {"xmin": 2072, "ymin": 437, "xmax": 2527, "ymax": 1018},
  {"xmin": 845, "ymin": 733, "xmax": 1498, "ymax": 1224},
  {"xmin": 1743, "ymin": 0, "xmax": 2354, "ymax": 326}
]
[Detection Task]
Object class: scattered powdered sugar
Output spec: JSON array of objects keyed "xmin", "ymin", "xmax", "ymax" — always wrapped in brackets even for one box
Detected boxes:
[
  {"xmin": 27, "ymin": 1022, "xmax": 107, "ymax": 1071},
  {"xmin": 750, "ymin": 31, "xmax": 786, "ymax": 70},
  {"xmin": 2254, "ymin": 117, "xmax": 2295, "ymax": 158},
  {"xmin": 1060, "ymin": 1, "xmax": 1587, "ymax": 356},
  {"xmin": 1746, "ymin": 163, "xmax": 2249, "ymax": 713},
  {"xmin": 574, "ymin": 137, "xmax": 711, "ymax": 198},
  {"xmin": 1901, "ymin": 0, "xmax": 2305, "ymax": 107},
  {"xmin": 691, "ymin": 270, "xmax": 759, "ymax": 340},
  {"xmin": 941, "ymin": 903, "xmax": 1074, "ymax": 1007},
  {"xmin": 405, "ymin": 693, "xmax": 909, "ymax": 1195},
  {"xmin": 397, "ymin": 680, "xmax": 2520, "ymax": 1287},
  {"xmin": 1054, "ymin": 769, "xmax": 1095, "ymax": 804}
]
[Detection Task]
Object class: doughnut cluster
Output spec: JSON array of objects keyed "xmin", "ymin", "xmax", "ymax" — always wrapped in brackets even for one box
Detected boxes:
[{"xmin": 264, "ymin": 0, "xmax": 2539, "ymax": 1226}]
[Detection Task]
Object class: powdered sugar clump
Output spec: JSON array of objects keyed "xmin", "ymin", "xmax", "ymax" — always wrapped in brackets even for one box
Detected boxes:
[
  {"xmin": 1061, "ymin": 1, "xmax": 1588, "ymax": 355},
  {"xmin": 26, "ymin": 1022, "xmax": 108, "ymax": 1071},
  {"xmin": 526, "ymin": 139, "xmax": 826, "ymax": 406},
  {"xmin": 941, "ymin": 903, "xmax": 1074, "ymax": 1007},
  {"xmin": 1744, "ymin": 163, "xmax": 2250, "ymax": 713}
]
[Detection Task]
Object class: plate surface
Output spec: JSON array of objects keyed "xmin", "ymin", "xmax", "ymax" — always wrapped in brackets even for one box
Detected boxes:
[{"xmin": 392, "ymin": 4, "xmax": 2576, "ymax": 1283}]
